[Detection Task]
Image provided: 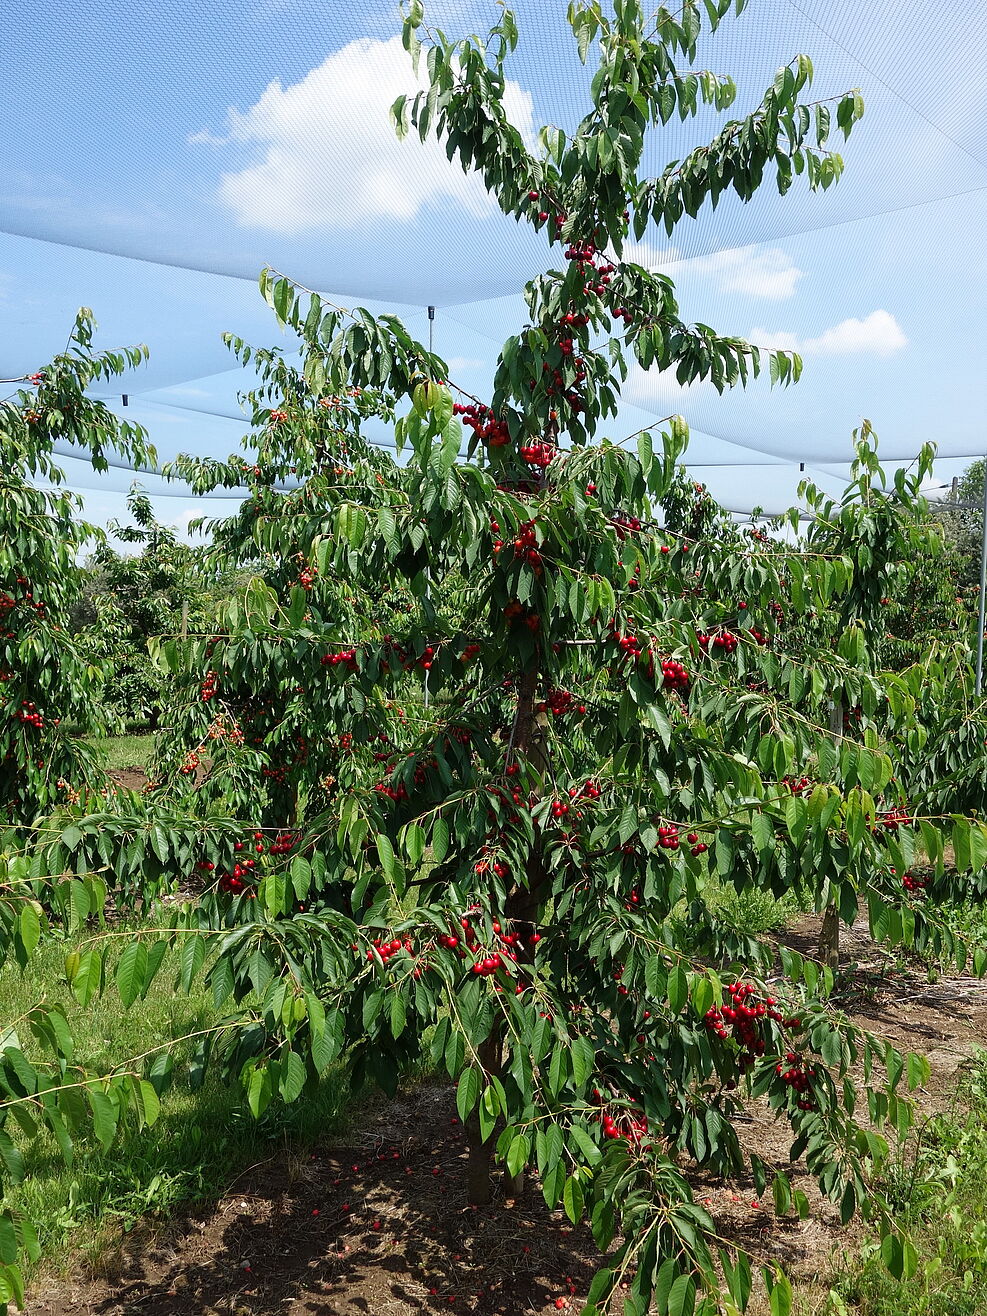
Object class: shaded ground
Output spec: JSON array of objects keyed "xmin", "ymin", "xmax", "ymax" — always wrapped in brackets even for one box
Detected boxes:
[
  {"xmin": 24, "ymin": 912, "xmax": 987, "ymax": 1316},
  {"xmin": 108, "ymin": 767, "xmax": 150, "ymax": 792}
]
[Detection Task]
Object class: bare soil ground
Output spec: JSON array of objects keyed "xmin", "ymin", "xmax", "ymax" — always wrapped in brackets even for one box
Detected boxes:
[
  {"xmin": 24, "ymin": 910, "xmax": 987, "ymax": 1316},
  {"xmin": 108, "ymin": 768, "xmax": 151, "ymax": 793}
]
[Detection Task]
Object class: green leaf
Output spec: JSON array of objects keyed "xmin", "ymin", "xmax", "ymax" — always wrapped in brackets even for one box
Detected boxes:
[
  {"xmin": 86, "ymin": 1088, "xmax": 118, "ymax": 1152},
  {"xmin": 562, "ymin": 1174, "xmax": 585, "ymax": 1225},
  {"xmin": 751, "ymin": 812, "xmax": 774, "ymax": 854},
  {"xmin": 18, "ymin": 904, "xmax": 41, "ymax": 960},
  {"xmin": 0, "ymin": 1132, "xmax": 25, "ymax": 1186},
  {"xmin": 456, "ymin": 1066, "xmax": 482, "ymax": 1122},
  {"xmin": 667, "ymin": 964, "xmax": 688, "ymax": 1014},
  {"xmin": 132, "ymin": 1078, "xmax": 161, "ymax": 1129},
  {"xmin": 115, "ymin": 940, "xmax": 148, "ymax": 1009},
  {"xmin": 506, "ymin": 1133, "xmax": 529, "ymax": 1178},
  {"xmin": 880, "ymin": 1232, "xmax": 904, "ymax": 1280},
  {"xmin": 571, "ymin": 1035, "xmax": 594, "ymax": 1088},
  {"xmin": 768, "ymin": 1273, "xmax": 793, "ymax": 1316},
  {"xmin": 247, "ymin": 1065, "xmax": 273, "ymax": 1119},
  {"xmin": 278, "ymin": 1051, "xmax": 308, "ymax": 1104},
  {"xmin": 71, "ymin": 949, "xmax": 103, "ymax": 1007}
]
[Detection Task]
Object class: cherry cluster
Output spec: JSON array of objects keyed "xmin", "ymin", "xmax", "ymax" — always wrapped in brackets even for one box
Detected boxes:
[
  {"xmin": 611, "ymin": 626, "xmax": 645, "ymax": 660},
  {"xmin": 655, "ymin": 824, "xmax": 681, "ymax": 851},
  {"xmin": 269, "ymin": 409, "xmax": 288, "ymax": 424},
  {"xmin": 901, "ymin": 870, "xmax": 929, "ymax": 893},
  {"xmin": 775, "ymin": 1054, "xmax": 817, "ymax": 1109},
  {"xmin": 610, "ymin": 512, "xmax": 642, "ymax": 541},
  {"xmin": 503, "ymin": 601, "xmax": 541, "ymax": 631},
  {"xmin": 322, "ymin": 648, "xmax": 358, "ymax": 671},
  {"xmin": 660, "ymin": 658, "xmax": 690, "ymax": 693},
  {"xmin": 591, "ymin": 1090, "xmax": 650, "ymax": 1146},
  {"xmin": 200, "ymin": 671, "xmax": 218, "ymax": 702},
  {"xmin": 506, "ymin": 520, "xmax": 542, "ymax": 571},
  {"xmin": 570, "ymin": 779, "xmax": 601, "ymax": 801},
  {"xmin": 453, "ymin": 401, "xmax": 510, "ymax": 447},
  {"xmin": 782, "ymin": 774, "xmax": 812, "ymax": 796},
  {"xmin": 536, "ymin": 687, "xmax": 586, "ymax": 718},
  {"xmin": 474, "ymin": 854, "xmax": 511, "ymax": 878},
  {"xmin": 704, "ymin": 982, "xmax": 802, "ymax": 1076},
  {"xmin": 218, "ymin": 874, "xmax": 252, "ymax": 895},
  {"xmin": 368, "ymin": 935, "xmax": 413, "ymax": 964},
  {"xmin": 687, "ymin": 831, "xmax": 708, "ymax": 855},
  {"xmin": 297, "ymin": 565, "xmax": 317, "ymax": 590},
  {"xmin": 539, "ymin": 355, "xmax": 587, "ymax": 410},
  {"xmin": 518, "ymin": 441, "xmax": 555, "ymax": 470},
  {"xmin": 375, "ymin": 779, "xmax": 408, "ymax": 802},
  {"xmin": 268, "ymin": 831, "xmax": 298, "ymax": 857},
  {"xmin": 0, "ymin": 578, "xmax": 46, "ymax": 632},
  {"xmin": 697, "ymin": 630, "xmax": 739, "ymax": 654},
  {"xmin": 15, "ymin": 701, "xmax": 45, "ymax": 730},
  {"xmin": 206, "ymin": 713, "xmax": 244, "ymax": 746},
  {"xmin": 563, "ymin": 241, "xmax": 618, "ymax": 301},
  {"xmin": 878, "ymin": 807, "xmax": 909, "ymax": 832}
]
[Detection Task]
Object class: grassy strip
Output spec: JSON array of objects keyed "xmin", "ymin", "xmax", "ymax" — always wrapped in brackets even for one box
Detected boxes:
[
  {"xmin": 1, "ymin": 927, "xmax": 349, "ymax": 1278},
  {"xmin": 85, "ymin": 734, "xmax": 157, "ymax": 773},
  {"xmin": 821, "ymin": 1049, "xmax": 987, "ymax": 1316}
]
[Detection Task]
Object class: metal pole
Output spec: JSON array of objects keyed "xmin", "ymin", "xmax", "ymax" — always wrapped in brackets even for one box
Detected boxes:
[
  {"xmin": 976, "ymin": 460, "xmax": 987, "ymax": 695},
  {"xmin": 428, "ymin": 305, "xmax": 435, "ymax": 355}
]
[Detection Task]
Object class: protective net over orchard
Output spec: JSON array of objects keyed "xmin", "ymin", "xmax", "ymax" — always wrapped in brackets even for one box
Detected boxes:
[{"xmin": 2, "ymin": 0, "xmax": 986, "ymax": 517}]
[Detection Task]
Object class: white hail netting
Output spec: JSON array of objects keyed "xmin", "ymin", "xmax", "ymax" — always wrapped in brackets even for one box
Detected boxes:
[{"xmin": 2, "ymin": 0, "xmax": 986, "ymax": 516}]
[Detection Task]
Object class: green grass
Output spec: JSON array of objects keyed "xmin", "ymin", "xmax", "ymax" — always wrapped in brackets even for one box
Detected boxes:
[
  {"xmin": 86, "ymin": 734, "xmax": 157, "ymax": 773},
  {"xmin": 1, "ymin": 926, "xmax": 349, "ymax": 1277},
  {"xmin": 822, "ymin": 1050, "xmax": 987, "ymax": 1316},
  {"xmin": 703, "ymin": 877, "xmax": 804, "ymax": 936}
]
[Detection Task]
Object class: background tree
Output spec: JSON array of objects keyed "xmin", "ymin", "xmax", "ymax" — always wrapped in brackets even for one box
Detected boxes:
[
  {"xmin": 0, "ymin": 313, "xmax": 154, "ymax": 823},
  {"xmin": 70, "ymin": 488, "xmax": 233, "ymax": 728},
  {"xmin": 933, "ymin": 457, "xmax": 987, "ymax": 591}
]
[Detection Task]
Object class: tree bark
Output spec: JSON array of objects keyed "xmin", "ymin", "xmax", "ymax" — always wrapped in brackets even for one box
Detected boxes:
[
  {"xmin": 818, "ymin": 700, "xmax": 844, "ymax": 970},
  {"xmin": 818, "ymin": 903, "xmax": 840, "ymax": 974},
  {"xmin": 466, "ymin": 1033, "xmax": 502, "ymax": 1205},
  {"xmin": 469, "ymin": 665, "xmax": 549, "ymax": 1205}
]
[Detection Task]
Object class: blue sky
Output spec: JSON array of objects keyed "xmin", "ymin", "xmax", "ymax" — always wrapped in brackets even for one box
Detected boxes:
[{"xmin": 3, "ymin": 0, "xmax": 986, "ymax": 535}]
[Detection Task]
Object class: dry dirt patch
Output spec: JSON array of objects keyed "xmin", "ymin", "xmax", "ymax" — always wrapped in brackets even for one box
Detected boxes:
[{"xmin": 25, "ymin": 912, "xmax": 987, "ymax": 1316}]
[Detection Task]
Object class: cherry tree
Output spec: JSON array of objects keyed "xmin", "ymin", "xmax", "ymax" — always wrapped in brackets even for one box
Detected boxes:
[
  {"xmin": 13, "ymin": 4, "xmax": 986, "ymax": 1313},
  {"xmin": 0, "ymin": 312, "xmax": 153, "ymax": 823}
]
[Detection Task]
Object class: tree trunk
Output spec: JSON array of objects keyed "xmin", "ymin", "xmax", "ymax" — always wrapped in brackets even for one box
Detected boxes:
[
  {"xmin": 818, "ymin": 903, "xmax": 840, "ymax": 973},
  {"xmin": 818, "ymin": 700, "xmax": 844, "ymax": 970},
  {"xmin": 466, "ymin": 1033, "xmax": 502, "ymax": 1205},
  {"xmin": 471, "ymin": 666, "xmax": 549, "ymax": 1205}
]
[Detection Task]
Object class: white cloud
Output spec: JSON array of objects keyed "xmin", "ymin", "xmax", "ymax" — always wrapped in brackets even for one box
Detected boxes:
[
  {"xmin": 624, "ymin": 362, "xmax": 714, "ymax": 406},
  {"xmin": 161, "ymin": 385, "xmax": 211, "ymax": 398},
  {"xmin": 804, "ymin": 309, "xmax": 908, "ymax": 356},
  {"xmin": 749, "ymin": 328, "xmax": 800, "ymax": 352},
  {"xmin": 167, "ymin": 506, "xmax": 213, "ymax": 541},
  {"xmin": 620, "ymin": 242, "xmax": 681, "ymax": 271},
  {"xmin": 201, "ymin": 37, "xmax": 535, "ymax": 233},
  {"xmin": 444, "ymin": 355, "xmax": 485, "ymax": 373},
  {"xmin": 749, "ymin": 309, "xmax": 908, "ymax": 357},
  {"xmin": 688, "ymin": 246, "xmax": 803, "ymax": 300},
  {"xmin": 617, "ymin": 242, "xmax": 801, "ymax": 299}
]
